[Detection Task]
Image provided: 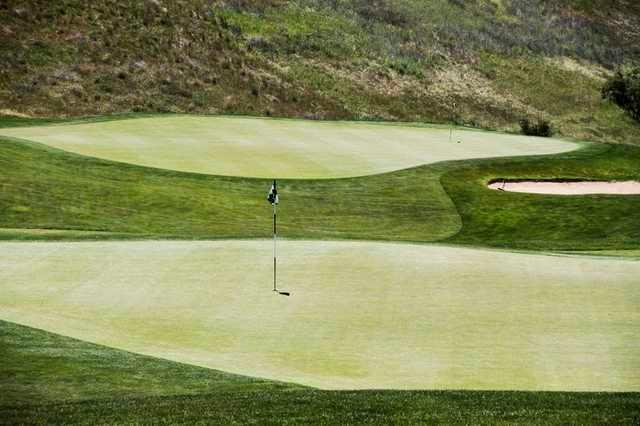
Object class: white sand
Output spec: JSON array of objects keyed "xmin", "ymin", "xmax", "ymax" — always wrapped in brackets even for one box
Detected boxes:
[{"xmin": 489, "ymin": 180, "xmax": 640, "ymax": 195}]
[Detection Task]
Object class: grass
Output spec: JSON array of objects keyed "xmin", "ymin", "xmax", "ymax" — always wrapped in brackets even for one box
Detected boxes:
[
  {"xmin": 0, "ymin": 116, "xmax": 638, "ymax": 250},
  {"xmin": 474, "ymin": 53, "xmax": 640, "ymax": 144},
  {"xmin": 1, "ymin": 240, "xmax": 639, "ymax": 391},
  {"xmin": 3, "ymin": 0, "xmax": 640, "ymax": 421},
  {"xmin": 0, "ymin": 134, "xmax": 462, "ymax": 242},
  {"xmin": 1, "ymin": 115, "xmax": 639, "ymax": 421},
  {"xmin": 0, "ymin": 319, "xmax": 296, "ymax": 407},
  {"xmin": 443, "ymin": 143, "xmax": 640, "ymax": 250},
  {"xmin": 0, "ymin": 115, "xmax": 575, "ymax": 178},
  {"xmin": 2, "ymin": 320, "xmax": 639, "ymax": 425}
]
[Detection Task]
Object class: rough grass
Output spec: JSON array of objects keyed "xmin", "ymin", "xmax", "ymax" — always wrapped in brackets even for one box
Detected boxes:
[{"xmin": 2, "ymin": 320, "xmax": 638, "ymax": 425}]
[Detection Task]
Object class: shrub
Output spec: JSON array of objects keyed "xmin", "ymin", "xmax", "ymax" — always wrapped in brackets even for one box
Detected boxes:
[
  {"xmin": 386, "ymin": 58, "xmax": 424, "ymax": 78},
  {"xmin": 602, "ymin": 65, "xmax": 640, "ymax": 122},
  {"xmin": 519, "ymin": 118, "xmax": 553, "ymax": 137},
  {"xmin": 353, "ymin": 0, "xmax": 410, "ymax": 26}
]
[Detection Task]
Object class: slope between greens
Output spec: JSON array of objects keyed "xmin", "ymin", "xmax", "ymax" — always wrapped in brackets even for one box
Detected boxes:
[
  {"xmin": 0, "ymin": 135, "xmax": 461, "ymax": 242},
  {"xmin": 1, "ymin": 131, "xmax": 640, "ymax": 250}
]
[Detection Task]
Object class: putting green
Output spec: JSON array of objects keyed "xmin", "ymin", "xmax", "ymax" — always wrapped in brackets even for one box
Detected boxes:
[
  {"xmin": 0, "ymin": 240, "xmax": 637, "ymax": 391},
  {"xmin": 0, "ymin": 116, "xmax": 577, "ymax": 178}
]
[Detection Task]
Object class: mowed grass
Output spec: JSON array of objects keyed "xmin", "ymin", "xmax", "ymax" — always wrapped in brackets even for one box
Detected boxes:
[
  {"xmin": 1, "ymin": 128, "xmax": 640, "ymax": 250},
  {"xmin": 1, "ymin": 240, "xmax": 638, "ymax": 391},
  {"xmin": 0, "ymin": 135, "xmax": 462, "ymax": 242},
  {"xmin": 0, "ymin": 115, "xmax": 576, "ymax": 178},
  {"xmin": 444, "ymin": 143, "xmax": 640, "ymax": 250},
  {"xmin": 3, "ymin": 322, "xmax": 638, "ymax": 425},
  {"xmin": 0, "ymin": 320, "xmax": 296, "ymax": 407},
  {"xmin": 1, "ymin": 115, "xmax": 640, "ymax": 422}
]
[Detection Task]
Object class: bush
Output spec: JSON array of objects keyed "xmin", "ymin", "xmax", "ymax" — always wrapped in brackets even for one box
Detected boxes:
[
  {"xmin": 353, "ymin": 0, "xmax": 410, "ymax": 26},
  {"xmin": 519, "ymin": 118, "xmax": 553, "ymax": 137},
  {"xmin": 602, "ymin": 65, "xmax": 640, "ymax": 122}
]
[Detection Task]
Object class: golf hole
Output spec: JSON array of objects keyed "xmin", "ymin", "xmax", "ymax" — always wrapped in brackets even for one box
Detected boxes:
[{"xmin": 488, "ymin": 179, "xmax": 640, "ymax": 195}]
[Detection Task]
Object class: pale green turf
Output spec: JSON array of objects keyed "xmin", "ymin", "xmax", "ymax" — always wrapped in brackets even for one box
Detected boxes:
[
  {"xmin": 0, "ymin": 116, "xmax": 577, "ymax": 178},
  {"xmin": 1, "ymin": 240, "xmax": 638, "ymax": 392},
  {"xmin": 561, "ymin": 250, "xmax": 640, "ymax": 259}
]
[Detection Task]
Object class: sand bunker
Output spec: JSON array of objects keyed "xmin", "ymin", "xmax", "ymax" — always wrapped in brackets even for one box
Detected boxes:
[{"xmin": 489, "ymin": 180, "xmax": 640, "ymax": 195}]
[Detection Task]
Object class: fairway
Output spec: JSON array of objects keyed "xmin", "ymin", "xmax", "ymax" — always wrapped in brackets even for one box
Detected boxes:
[
  {"xmin": 0, "ymin": 116, "xmax": 577, "ymax": 178},
  {"xmin": 1, "ymin": 240, "xmax": 638, "ymax": 392}
]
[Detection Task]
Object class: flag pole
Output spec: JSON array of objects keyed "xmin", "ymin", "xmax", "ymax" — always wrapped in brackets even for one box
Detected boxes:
[
  {"xmin": 267, "ymin": 179, "xmax": 288, "ymax": 296},
  {"xmin": 273, "ymin": 201, "xmax": 277, "ymax": 292}
]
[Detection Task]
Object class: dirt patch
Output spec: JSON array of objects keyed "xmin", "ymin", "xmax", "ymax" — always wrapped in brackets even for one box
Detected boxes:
[
  {"xmin": 0, "ymin": 109, "xmax": 31, "ymax": 118},
  {"xmin": 489, "ymin": 180, "xmax": 640, "ymax": 195}
]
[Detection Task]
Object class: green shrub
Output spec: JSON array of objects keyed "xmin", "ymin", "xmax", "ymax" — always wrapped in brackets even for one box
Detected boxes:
[
  {"xmin": 519, "ymin": 118, "xmax": 553, "ymax": 137},
  {"xmin": 385, "ymin": 58, "xmax": 424, "ymax": 78},
  {"xmin": 602, "ymin": 65, "xmax": 640, "ymax": 122}
]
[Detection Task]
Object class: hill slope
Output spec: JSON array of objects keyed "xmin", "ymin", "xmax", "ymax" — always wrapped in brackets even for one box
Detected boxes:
[{"xmin": 1, "ymin": 0, "xmax": 640, "ymax": 143}]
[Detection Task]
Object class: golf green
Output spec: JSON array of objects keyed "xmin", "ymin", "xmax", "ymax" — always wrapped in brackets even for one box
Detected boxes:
[
  {"xmin": 1, "ymin": 240, "xmax": 637, "ymax": 391},
  {"xmin": 0, "ymin": 116, "xmax": 577, "ymax": 178}
]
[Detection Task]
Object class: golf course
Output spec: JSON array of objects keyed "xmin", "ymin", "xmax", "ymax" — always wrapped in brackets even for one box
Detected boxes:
[
  {"xmin": 1, "ymin": 115, "xmax": 639, "ymax": 423},
  {"xmin": 4, "ymin": 0, "xmax": 640, "ymax": 422}
]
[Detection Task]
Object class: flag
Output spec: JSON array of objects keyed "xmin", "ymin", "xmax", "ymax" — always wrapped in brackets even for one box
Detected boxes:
[{"xmin": 267, "ymin": 180, "xmax": 279, "ymax": 205}]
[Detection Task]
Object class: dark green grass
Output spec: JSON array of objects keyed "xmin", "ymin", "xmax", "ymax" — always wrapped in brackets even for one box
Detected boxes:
[
  {"xmin": 0, "ymin": 321, "xmax": 297, "ymax": 408},
  {"xmin": 2, "ymin": 133, "xmax": 640, "ymax": 250},
  {"xmin": 0, "ymin": 112, "xmax": 162, "ymax": 129},
  {"xmin": 1, "ymin": 320, "xmax": 638, "ymax": 425},
  {"xmin": 0, "ymin": 136, "xmax": 459, "ymax": 243},
  {"xmin": 443, "ymin": 143, "xmax": 640, "ymax": 250}
]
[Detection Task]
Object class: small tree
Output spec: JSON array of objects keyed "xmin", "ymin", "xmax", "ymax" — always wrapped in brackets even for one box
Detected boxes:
[{"xmin": 602, "ymin": 65, "xmax": 640, "ymax": 122}]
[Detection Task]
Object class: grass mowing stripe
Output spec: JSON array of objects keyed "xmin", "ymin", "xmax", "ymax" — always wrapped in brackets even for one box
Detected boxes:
[
  {"xmin": 443, "ymin": 143, "xmax": 640, "ymax": 250},
  {"xmin": 1, "ymin": 320, "xmax": 638, "ymax": 425},
  {"xmin": 1, "ymin": 135, "xmax": 640, "ymax": 250},
  {"xmin": 0, "ymin": 136, "xmax": 461, "ymax": 243}
]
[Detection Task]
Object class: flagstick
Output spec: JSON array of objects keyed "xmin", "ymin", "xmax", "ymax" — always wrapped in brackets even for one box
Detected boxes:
[{"xmin": 273, "ymin": 202, "xmax": 277, "ymax": 292}]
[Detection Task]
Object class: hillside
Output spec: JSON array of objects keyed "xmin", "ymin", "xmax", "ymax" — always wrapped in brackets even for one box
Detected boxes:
[{"xmin": 1, "ymin": 0, "xmax": 640, "ymax": 143}]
